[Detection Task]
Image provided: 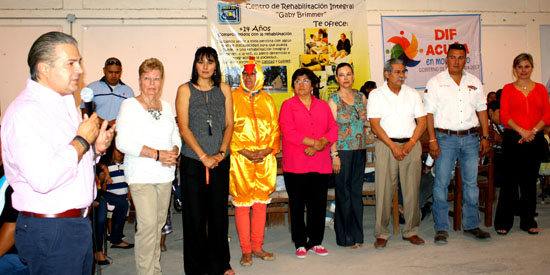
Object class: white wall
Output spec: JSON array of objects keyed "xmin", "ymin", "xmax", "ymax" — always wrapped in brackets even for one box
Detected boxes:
[{"xmin": 1, "ymin": 0, "xmax": 549, "ymax": 117}]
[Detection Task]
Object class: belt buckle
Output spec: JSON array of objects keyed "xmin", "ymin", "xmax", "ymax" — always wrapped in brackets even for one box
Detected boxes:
[{"xmin": 82, "ymin": 207, "xmax": 89, "ymax": 218}]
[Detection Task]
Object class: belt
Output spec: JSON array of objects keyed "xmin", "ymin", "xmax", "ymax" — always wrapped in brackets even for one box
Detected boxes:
[
  {"xmin": 390, "ymin": 138, "xmax": 410, "ymax": 143},
  {"xmin": 436, "ymin": 127, "xmax": 478, "ymax": 136},
  {"xmin": 21, "ymin": 207, "xmax": 91, "ymax": 218}
]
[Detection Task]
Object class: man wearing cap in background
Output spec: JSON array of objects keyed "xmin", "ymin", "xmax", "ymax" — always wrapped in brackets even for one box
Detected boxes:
[
  {"xmin": 81, "ymin": 57, "xmax": 134, "ymax": 123},
  {"xmin": 229, "ymin": 56, "xmax": 280, "ymax": 267}
]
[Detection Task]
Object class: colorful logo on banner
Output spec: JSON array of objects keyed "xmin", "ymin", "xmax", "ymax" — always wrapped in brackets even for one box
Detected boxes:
[
  {"xmin": 386, "ymin": 31, "xmax": 421, "ymax": 67},
  {"xmin": 218, "ymin": 3, "xmax": 240, "ymax": 24},
  {"xmin": 381, "ymin": 15, "xmax": 481, "ymax": 89}
]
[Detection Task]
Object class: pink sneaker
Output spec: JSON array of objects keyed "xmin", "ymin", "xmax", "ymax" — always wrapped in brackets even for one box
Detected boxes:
[
  {"xmin": 295, "ymin": 247, "xmax": 307, "ymax": 259},
  {"xmin": 309, "ymin": 245, "xmax": 328, "ymax": 256}
]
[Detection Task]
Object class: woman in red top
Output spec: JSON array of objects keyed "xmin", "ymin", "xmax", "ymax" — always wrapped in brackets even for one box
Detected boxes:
[{"xmin": 495, "ymin": 53, "xmax": 550, "ymax": 235}]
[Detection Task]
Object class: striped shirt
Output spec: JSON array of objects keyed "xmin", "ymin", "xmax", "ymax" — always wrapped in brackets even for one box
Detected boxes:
[{"xmin": 106, "ymin": 162, "xmax": 128, "ymax": 195}]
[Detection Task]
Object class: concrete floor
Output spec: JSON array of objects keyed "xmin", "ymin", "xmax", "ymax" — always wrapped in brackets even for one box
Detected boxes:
[{"xmin": 99, "ymin": 202, "xmax": 550, "ymax": 275}]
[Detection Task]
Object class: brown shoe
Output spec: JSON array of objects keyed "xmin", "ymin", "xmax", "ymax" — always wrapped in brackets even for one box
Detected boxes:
[
  {"xmin": 402, "ymin": 235, "xmax": 425, "ymax": 245},
  {"xmin": 434, "ymin": 230, "xmax": 448, "ymax": 245},
  {"xmin": 252, "ymin": 249, "xmax": 275, "ymax": 261},
  {"xmin": 240, "ymin": 253, "xmax": 252, "ymax": 266},
  {"xmin": 464, "ymin": 228, "xmax": 491, "ymax": 240},
  {"xmin": 374, "ymin": 238, "xmax": 387, "ymax": 249}
]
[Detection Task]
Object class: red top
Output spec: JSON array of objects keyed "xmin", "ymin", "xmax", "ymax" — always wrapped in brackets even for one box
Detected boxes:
[
  {"xmin": 500, "ymin": 83, "xmax": 550, "ymax": 130},
  {"xmin": 279, "ymin": 95, "xmax": 338, "ymax": 174}
]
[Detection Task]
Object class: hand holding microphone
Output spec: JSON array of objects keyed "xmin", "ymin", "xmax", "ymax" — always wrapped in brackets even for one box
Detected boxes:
[
  {"xmin": 75, "ymin": 87, "xmax": 114, "ymax": 156},
  {"xmin": 81, "ymin": 87, "xmax": 95, "ymax": 118}
]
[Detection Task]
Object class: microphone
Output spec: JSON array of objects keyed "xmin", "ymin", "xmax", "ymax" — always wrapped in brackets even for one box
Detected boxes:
[{"xmin": 81, "ymin": 87, "xmax": 94, "ymax": 118}]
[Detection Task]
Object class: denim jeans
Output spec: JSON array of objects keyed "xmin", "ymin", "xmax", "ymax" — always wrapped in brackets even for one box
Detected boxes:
[
  {"xmin": 0, "ymin": 254, "xmax": 29, "ymax": 275},
  {"xmin": 103, "ymin": 192, "xmax": 129, "ymax": 245},
  {"xmin": 433, "ymin": 131, "xmax": 480, "ymax": 231}
]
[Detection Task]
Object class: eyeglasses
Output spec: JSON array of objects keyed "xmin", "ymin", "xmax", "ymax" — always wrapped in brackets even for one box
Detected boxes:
[
  {"xmin": 242, "ymin": 72, "xmax": 256, "ymax": 76},
  {"xmin": 105, "ymin": 60, "xmax": 121, "ymax": 66},
  {"xmin": 294, "ymin": 79, "xmax": 311, "ymax": 84}
]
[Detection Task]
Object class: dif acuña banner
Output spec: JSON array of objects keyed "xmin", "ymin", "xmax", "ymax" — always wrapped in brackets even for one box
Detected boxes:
[{"xmin": 382, "ymin": 14, "xmax": 482, "ymax": 89}]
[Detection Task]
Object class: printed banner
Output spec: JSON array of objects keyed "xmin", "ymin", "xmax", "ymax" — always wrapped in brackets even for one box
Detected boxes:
[
  {"xmin": 382, "ymin": 14, "xmax": 482, "ymax": 89},
  {"xmin": 208, "ymin": 0, "xmax": 371, "ymax": 107}
]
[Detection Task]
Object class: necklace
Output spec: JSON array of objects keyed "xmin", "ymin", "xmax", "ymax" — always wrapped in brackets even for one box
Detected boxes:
[
  {"xmin": 141, "ymin": 96, "xmax": 162, "ymax": 120},
  {"xmin": 517, "ymin": 81, "xmax": 531, "ymax": 91}
]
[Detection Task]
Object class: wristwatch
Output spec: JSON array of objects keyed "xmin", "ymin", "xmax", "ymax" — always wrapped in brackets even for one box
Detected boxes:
[
  {"xmin": 219, "ymin": 151, "xmax": 226, "ymax": 158},
  {"xmin": 480, "ymin": 136, "xmax": 490, "ymax": 141}
]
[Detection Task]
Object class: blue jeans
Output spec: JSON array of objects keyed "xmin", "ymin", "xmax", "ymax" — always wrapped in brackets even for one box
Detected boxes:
[
  {"xmin": 103, "ymin": 192, "xmax": 129, "ymax": 244},
  {"xmin": 433, "ymin": 131, "xmax": 480, "ymax": 231},
  {"xmin": 15, "ymin": 214, "xmax": 93, "ymax": 275},
  {"xmin": 0, "ymin": 254, "xmax": 29, "ymax": 275}
]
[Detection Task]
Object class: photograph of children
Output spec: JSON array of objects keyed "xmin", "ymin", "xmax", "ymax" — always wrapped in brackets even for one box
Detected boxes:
[
  {"xmin": 329, "ymin": 31, "xmax": 353, "ymax": 66},
  {"xmin": 300, "ymin": 54, "xmax": 329, "ymax": 71},
  {"xmin": 304, "ymin": 28, "xmax": 329, "ymax": 54}
]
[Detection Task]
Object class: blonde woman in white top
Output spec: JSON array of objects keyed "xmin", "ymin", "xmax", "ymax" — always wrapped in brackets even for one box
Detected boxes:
[{"xmin": 116, "ymin": 58, "xmax": 181, "ymax": 275}]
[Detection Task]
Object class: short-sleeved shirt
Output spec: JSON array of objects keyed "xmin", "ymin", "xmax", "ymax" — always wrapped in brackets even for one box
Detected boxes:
[
  {"xmin": 81, "ymin": 77, "xmax": 134, "ymax": 121},
  {"xmin": 105, "ymin": 162, "xmax": 128, "ymax": 195},
  {"xmin": 424, "ymin": 70, "xmax": 486, "ymax": 130},
  {"xmin": 367, "ymin": 82, "xmax": 426, "ymax": 138},
  {"xmin": 329, "ymin": 90, "xmax": 368, "ymax": 150}
]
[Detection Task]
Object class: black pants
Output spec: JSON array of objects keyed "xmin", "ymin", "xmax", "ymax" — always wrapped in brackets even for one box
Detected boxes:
[
  {"xmin": 283, "ymin": 172, "xmax": 329, "ymax": 250},
  {"xmin": 494, "ymin": 130, "xmax": 542, "ymax": 231},
  {"xmin": 334, "ymin": 149, "xmax": 365, "ymax": 246},
  {"xmin": 181, "ymin": 156, "xmax": 231, "ymax": 275}
]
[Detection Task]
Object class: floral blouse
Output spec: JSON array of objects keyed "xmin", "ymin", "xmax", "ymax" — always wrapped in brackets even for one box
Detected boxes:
[{"xmin": 329, "ymin": 90, "xmax": 368, "ymax": 150}]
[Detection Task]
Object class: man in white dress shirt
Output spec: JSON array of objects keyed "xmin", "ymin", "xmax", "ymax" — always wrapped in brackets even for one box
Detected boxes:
[
  {"xmin": 367, "ymin": 58, "xmax": 427, "ymax": 249},
  {"xmin": 424, "ymin": 43, "xmax": 491, "ymax": 245}
]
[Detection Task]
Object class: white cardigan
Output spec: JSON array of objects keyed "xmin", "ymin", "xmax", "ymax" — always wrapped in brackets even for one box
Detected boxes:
[{"xmin": 115, "ymin": 98, "xmax": 181, "ymax": 184}]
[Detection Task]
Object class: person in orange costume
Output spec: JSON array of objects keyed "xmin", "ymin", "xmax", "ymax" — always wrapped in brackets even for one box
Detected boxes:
[{"xmin": 230, "ymin": 56, "xmax": 280, "ymax": 267}]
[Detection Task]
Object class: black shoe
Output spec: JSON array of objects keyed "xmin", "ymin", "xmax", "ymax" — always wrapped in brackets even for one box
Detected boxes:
[
  {"xmin": 495, "ymin": 229, "xmax": 509, "ymax": 235},
  {"xmin": 399, "ymin": 213, "xmax": 405, "ymax": 224},
  {"xmin": 96, "ymin": 259, "xmax": 111, "ymax": 266},
  {"xmin": 421, "ymin": 202, "xmax": 432, "ymax": 221},
  {"xmin": 464, "ymin": 228, "xmax": 491, "ymax": 240},
  {"xmin": 111, "ymin": 242, "xmax": 134, "ymax": 249}
]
